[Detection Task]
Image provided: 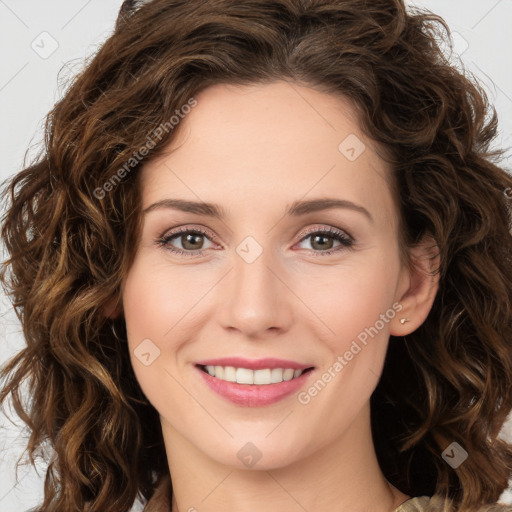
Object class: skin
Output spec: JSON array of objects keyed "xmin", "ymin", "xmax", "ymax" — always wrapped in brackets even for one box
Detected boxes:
[{"xmin": 113, "ymin": 81, "xmax": 440, "ymax": 512}]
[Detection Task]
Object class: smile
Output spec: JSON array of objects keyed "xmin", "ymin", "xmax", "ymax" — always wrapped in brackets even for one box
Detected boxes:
[
  {"xmin": 199, "ymin": 365, "xmax": 314, "ymax": 385},
  {"xmin": 195, "ymin": 360, "xmax": 316, "ymax": 407}
]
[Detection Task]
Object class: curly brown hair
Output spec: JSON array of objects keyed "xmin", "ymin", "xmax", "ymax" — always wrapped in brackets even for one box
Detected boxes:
[{"xmin": 1, "ymin": 0, "xmax": 512, "ymax": 511}]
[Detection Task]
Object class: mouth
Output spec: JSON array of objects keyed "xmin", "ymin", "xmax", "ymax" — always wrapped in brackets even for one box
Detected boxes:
[
  {"xmin": 196, "ymin": 364, "xmax": 315, "ymax": 385},
  {"xmin": 194, "ymin": 356, "xmax": 317, "ymax": 406}
]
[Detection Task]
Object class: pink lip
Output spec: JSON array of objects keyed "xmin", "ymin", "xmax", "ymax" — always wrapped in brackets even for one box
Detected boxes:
[
  {"xmin": 194, "ymin": 364, "xmax": 315, "ymax": 407},
  {"xmin": 195, "ymin": 357, "xmax": 312, "ymax": 371}
]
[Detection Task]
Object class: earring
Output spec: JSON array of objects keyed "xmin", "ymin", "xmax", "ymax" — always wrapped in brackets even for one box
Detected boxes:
[
  {"xmin": 399, "ymin": 318, "xmax": 409, "ymax": 324},
  {"xmin": 110, "ymin": 321, "xmax": 124, "ymax": 341}
]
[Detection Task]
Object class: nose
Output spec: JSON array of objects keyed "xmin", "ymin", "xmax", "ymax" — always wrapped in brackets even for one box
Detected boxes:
[{"xmin": 217, "ymin": 242, "xmax": 293, "ymax": 339}]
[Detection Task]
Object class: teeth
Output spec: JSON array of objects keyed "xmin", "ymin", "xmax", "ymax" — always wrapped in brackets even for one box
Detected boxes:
[
  {"xmin": 223, "ymin": 366, "xmax": 236, "ymax": 382},
  {"xmin": 203, "ymin": 365, "xmax": 307, "ymax": 384},
  {"xmin": 214, "ymin": 366, "xmax": 224, "ymax": 380}
]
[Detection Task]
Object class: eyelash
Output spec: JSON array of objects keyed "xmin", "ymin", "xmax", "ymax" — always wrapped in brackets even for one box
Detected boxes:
[{"xmin": 156, "ymin": 225, "xmax": 354, "ymax": 258}]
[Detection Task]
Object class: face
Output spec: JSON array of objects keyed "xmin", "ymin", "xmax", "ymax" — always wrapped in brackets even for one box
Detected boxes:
[{"xmin": 121, "ymin": 81, "xmax": 409, "ymax": 470}]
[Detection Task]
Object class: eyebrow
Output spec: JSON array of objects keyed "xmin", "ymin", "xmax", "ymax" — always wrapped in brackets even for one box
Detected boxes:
[{"xmin": 143, "ymin": 197, "xmax": 374, "ymax": 224}]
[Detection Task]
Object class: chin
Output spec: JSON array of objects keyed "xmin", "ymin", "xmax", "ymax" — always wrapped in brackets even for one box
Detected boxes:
[{"xmin": 201, "ymin": 436, "xmax": 311, "ymax": 471}]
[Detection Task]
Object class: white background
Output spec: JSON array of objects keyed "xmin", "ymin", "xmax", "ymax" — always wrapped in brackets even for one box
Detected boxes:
[{"xmin": 1, "ymin": 1, "xmax": 511, "ymax": 510}]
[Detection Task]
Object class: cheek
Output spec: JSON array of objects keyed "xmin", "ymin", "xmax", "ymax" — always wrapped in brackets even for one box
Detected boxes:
[
  {"xmin": 292, "ymin": 254, "xmax": 401, "ymax": 437},
  {"xmin": 296, "ymin": 248, "xmax": 401, "ymax": 348},
  {"xmin": 122, "ymin": 253, "xmax": 206, "ymax": 343},
  {"xmin": 121, "ymin": 254, "xmax": 225, "ymax": 403},
  {"xmin": 121, "ymin": 257, "xmax": 186, "ymax": 397}
]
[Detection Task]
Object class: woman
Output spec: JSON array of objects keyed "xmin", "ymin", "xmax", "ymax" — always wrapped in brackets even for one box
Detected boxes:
[{"xmin": 1, "ymin": 1, "xmax": 512, "ymax": 511}]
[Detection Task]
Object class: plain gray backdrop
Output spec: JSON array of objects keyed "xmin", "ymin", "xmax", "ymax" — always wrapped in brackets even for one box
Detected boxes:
[{"xmin": 1, "ymin": 1, "xmax": 511, "ymax": 511}]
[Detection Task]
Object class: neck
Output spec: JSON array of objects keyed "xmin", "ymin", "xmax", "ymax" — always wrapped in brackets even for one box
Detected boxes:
[{"xmin": 162, "ymin": 402, "xmax": 410, "ymax": 512}]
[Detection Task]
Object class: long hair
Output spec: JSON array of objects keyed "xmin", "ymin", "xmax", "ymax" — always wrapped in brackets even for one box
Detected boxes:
[{"xmin": 1, "ymin": 1, "xmax": 512, "ymax": 510}]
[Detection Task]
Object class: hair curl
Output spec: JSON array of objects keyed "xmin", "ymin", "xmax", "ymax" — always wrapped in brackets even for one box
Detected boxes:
[{"xmin": 1, "ymin": 0, "xmax": 512, "ymax": 511}]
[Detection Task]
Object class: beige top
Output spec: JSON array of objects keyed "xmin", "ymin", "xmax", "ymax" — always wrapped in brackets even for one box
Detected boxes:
[
  {"xmin": 143, "ymin": 474, "xmax": 512, "ymax": 511},
  {"xmin": 394, "ymin": 496, "xmax": 441, "ymax": 512},
  {"xmin": 393, "ymin": 495, "xmax": 512, "ymax": 512},
  {"xmin": 394, "ymin": 496, "xmax": 434, "ymax": 512}
]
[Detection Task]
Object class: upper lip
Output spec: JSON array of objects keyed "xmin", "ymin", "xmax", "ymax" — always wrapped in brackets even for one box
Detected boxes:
[{"xmin": 195, "ymin": 357, "xmax": 314, "ymax": 371}]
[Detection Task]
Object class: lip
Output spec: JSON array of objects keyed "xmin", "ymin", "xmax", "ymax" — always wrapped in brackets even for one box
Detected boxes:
[
  {"xmin": 194, "ymin": 363, "xmax": 316, "ymax": 407},
  {"xmin": 195, "ymin": 357, "xmax": 312, "ymax": 371}
]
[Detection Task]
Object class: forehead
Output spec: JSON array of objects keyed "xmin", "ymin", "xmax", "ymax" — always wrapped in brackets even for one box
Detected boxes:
[{"xmin": 139, "ymin": 81, "xmax": 396, "ymax": 225}]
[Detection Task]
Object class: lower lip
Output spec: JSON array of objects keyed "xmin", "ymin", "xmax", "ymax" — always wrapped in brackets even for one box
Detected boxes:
[{"xmin": 195, "ymin": 366, "xmax": 315, "ymax": 407}]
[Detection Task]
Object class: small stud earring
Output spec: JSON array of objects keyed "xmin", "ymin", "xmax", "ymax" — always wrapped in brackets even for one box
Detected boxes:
[{"xmin": 399, "ymin": 318, "xmax": 409, "ymax": 325}]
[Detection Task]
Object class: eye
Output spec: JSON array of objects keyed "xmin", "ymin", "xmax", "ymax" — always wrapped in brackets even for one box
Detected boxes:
[
  {"xmin": 295, "ymin": 226, "xmax": 354, "ymax": 256},
  {"xmin": 156, "ymin": 225, "xmax": 354, "ymax": 258},
  {"xmin": 156, "ymin": 226, "xmax": 218, "ymax": 257}
]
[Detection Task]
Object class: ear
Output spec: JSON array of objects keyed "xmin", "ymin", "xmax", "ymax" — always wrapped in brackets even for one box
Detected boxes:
[
  {"xmin": 390, "ymin": 233, "xmax": 440, "ymax": 336},
  {"xmin": 103, "ymin": 294, "xmax": 123, "ymax": 320}
]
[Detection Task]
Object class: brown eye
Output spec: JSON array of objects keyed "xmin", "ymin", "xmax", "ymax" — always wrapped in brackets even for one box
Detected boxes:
[
  {"xmin": 177, "ymin": 232, "xmax": 206, "ymax": 250},
  {"xmin": 296, "ymin": 227, "xmax": 354, "ymax": 256},
  {"xmin": 157, "ymin": 227, "xmax": 217, "ymax": 257}
]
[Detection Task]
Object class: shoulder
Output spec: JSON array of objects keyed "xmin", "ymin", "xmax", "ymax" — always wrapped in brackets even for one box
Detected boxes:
[{"xmin": 394, "ymin": 496, "xmax": 512, "ymax": 512}]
